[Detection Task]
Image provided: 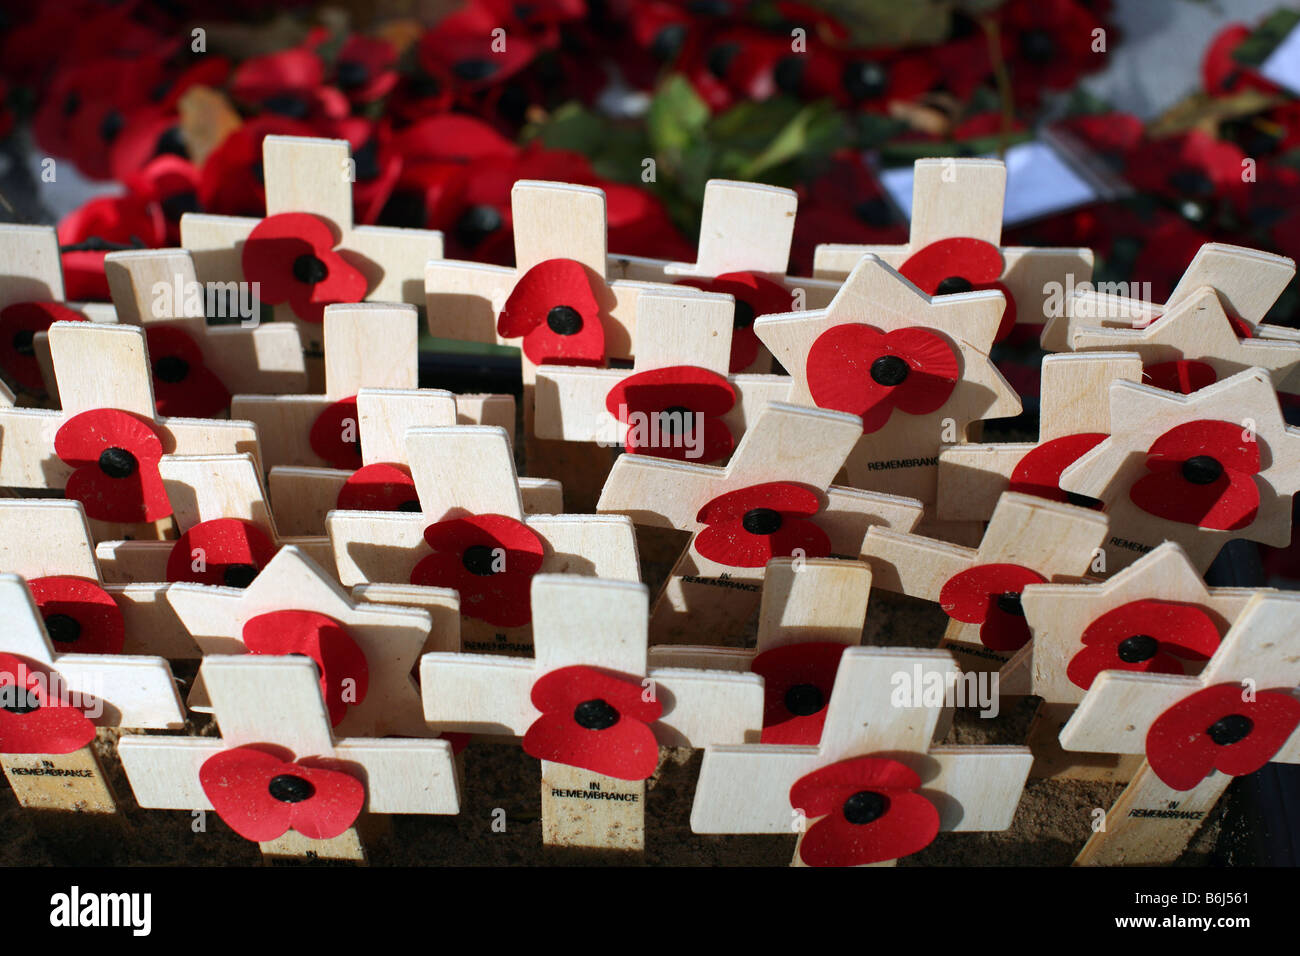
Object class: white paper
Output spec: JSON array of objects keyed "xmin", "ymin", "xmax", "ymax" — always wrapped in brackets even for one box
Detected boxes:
[{"xmin": 1260, "ymin": 21, "xmax": 1300, "ymax": 96}]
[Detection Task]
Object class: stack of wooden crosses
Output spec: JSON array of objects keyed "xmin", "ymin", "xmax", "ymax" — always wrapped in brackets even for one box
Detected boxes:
[{"xmin": 0, "ymin": 138, "xmax": 1295, "ymax": 867}]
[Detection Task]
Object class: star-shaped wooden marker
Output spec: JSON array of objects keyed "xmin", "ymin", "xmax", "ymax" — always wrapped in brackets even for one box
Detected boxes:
[
  {"xmin": 1058, "ymin": 367, "xmax": 1300, "ymax": 572},
  {"xmin": 756, "ymin": 255, "xmax": 1020, "ymax": 503}
]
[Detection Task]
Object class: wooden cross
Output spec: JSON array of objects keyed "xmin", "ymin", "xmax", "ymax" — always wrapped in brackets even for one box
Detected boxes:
[
  {"xmin": 119, "ymin": 654, "xmax": 459, "ymax": 861},
  {"xmin": 1059, "ymin": 590, "xmax": 1300, "ymax": 865},
  {"xmin": 810, "ymin": 157, "xmax": 1093, "ymax": 335},
  {"xmin": 861, "ymin": 491, "xmax": 1109, "ymax": 675},
  {"xmin": 598, "ymin": 401, "xmax": 925, "ymax": 646},
  {"xmin": 180, "ymin": 134, "xmax": 443, "ymax": 353},
  {"xmin": 690, "ymin": 646, "xmax": 1033, "ymax": 866},
  {"xmin": 421, "ymin": 573, "xmax": 764, "ymax": 852},
  {"xmin": 755, "ymin": 255, "xmax": 1021, "ymax": 504},
  {"xmin": 1058, "ymin": 367, "xmax": 1300, "ymax": 573},
  {"xmin": 0, "ymin": 572, "xmax": 184, "ymax": 813},
  {"xmin": 935, "ymin": 351, "xmax": 1143, "ymax": 522}
]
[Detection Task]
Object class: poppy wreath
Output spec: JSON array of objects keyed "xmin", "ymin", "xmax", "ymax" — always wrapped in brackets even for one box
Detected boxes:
[
  {"xmin": 751, "ymin": 642, "xmax": 847, "ymax": 745},
  {"xmin": 1128, "ymin": 420, "xmax": 1260, "ymax": 531},
  {"xmin": 145, "ymin": 326, "xmax": 231, "ymax": 418},
  {"xmin": 410, "ymin": 514, "xmax": 545, "ymax": 628},
  {"xmin": 898, "ymin": 238, "xmax": 1017, "ymax": 342},
  {"xmin": 26, "ymin": 576, "xmax": 125, "ymax": 655},
  {"xmin": 1145, "ymin": 683, "xmax": 1300, "ymax": 791},
  {"xmin": 604, "ymin": 365, "xmax": 736, "ymax": 463},
  {"xmin": 521, "ymin": 665, "xmax": 663, "ymax": 780},
  {"xmin": 805, "ymin": 323, "xmax": 960, "ymax": 434},
  {"xmin": 0, "ymin": 301, "xmax": 86, "ymax": 393},
  {"xmin": 0, "ymin": 652, "xmax": 97, "ymax": 755},
  {"xmin": 1007, "ymin": 433, "xmax": 1107, "ymax": 507},
  {"xmin": 939, "ymin": 563, "xmax": 1047, "ymax": 652},
  {"xmin": 1140, "ymin": 360, "xmax": 1218, "ymax": 395},
  {"xmin": 240, "ymin": 212, "xmax": 369, "ymax": 324},
  {"xmin": 165, "ymin": 518, "xmax": 279, "ymax": 588},
  {"xmin": 309, "ymin": 396, "xmax": 364, "ymax": 470},
  {"xmin": 675, "ymin": 272, "xmax": 795, "ymax": 372},
  {"xmin": 789, "ymin": 756, "xmax": 940, "ymax": 867},
  {"xmin": 199, "ymin": 745, "xmax": 366, "ymax": 842},
  {"xmin": 694, "ymin": 481, "xmax": 832, "ymax": 568},
  {"xmin": 55, "ymin": 409, "xmax": 171, "ymax": 523},
  {"xmin": 241, "ymin": 610, "xmax": 370, "ymax": 728},
  {"xmin": 337, "ymin": 463, "xmax": 421, "ymax": 513},
  {"xmin": 1066, "ymin": 600, "xmax": 1221, "ymax": 690},
  {"xmin": 497, "ymin": 258, "xmax": 606, "ymax": 367}
]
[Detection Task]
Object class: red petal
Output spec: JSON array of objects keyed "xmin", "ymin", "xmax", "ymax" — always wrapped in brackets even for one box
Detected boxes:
[
  {"xmin": 27, "ymin": 576, "xmax": 125, "ymax": 655},
  {"xmin": 1142, "ymin": 360, "xmax": 1218, "ymax": 395},
  {"xmin": 413, "ymin": 514, "xmax": 545, "ymax": 627},
  {"xmin": 242, "ymin": 212, "xmax": 337, "ymax": 305},
  {"xmin": 798, "ymin": 788, "xmax": 939, "ymax": 866},
  {"xmin": 166, "ymin": 518, "xmax": 278, "ymax": 586},
  {"xmin": 1146, "ymin": 420, "xmax": 1260, "ymax": 474},
  {"xmin": 337, "ymin": 463, "xmax": 420, "ymax": 512},
  {"xmin": 146, "ymin": 326, "xmax": 231, "ymax": 418},
  {"xmin": 530, "ymin": 665, "xmax": 662, "ymax": 722},
  {"xmin": 498, "ymin": 258, "xmax": 601, "ymax": 337},
  {"xmin": 242, "ymin": 611, "xmax": 370, "ymax": 727},
  {"xmin": 752, "ymin": 642, "xmax": 846, "ymax": 745},
  {"xmin": 309, "ymin": 397, "xmax": 363, "ymax": 470},
  {"xmin": 1131, "ymin": 421, "xmax": 1261, "ymax": 531},
  {"xmin": 55, "ymin": 410, "xmax": 170, "ymax": 523},
  {"xmin": 605, "ymin": 366, "xmax": 736, "ymax": 418},
  {"xmin": 1066, "ymin": 598, "xmax": 1221, "ymax": 690},
  {"xmin": 696, "ymin": 481, "xmax": 822, "ymax": 523},
  {"xmin": 289, "ymin": 246, "xmax": 369, "ymax": 324},
  {"xmin": 790, "ymin": 755, "xmax": 923, "ymax": 815},
  {"xmin": 0, "ymin": 302, "xmax": 86, "ymax": 392},
  {"xmin": 0, "ymin": 653, "xmax": 97, "ymax": 754},
  {"xmin": 676, "ymin": 272, "xmax": 794, "ymax": 372},
  {"xmin": 522, "ymin": 674, "xmax": 661, "ymax": 782},
  {"xmin": 1009, "ymin": 433, "xmax": 1107, "ymax": 503},
  {"xmin": 939, "ymin": 563, "xmax": 1046, "ymax": 650}
]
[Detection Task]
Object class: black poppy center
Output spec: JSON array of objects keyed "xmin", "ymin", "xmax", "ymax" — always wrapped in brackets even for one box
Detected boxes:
[
  {"xmin": 546, "ymin": 305, "xmax": 583, "ymax": 336},
  {"xmin": 154, "ymin": 355, "xmax": 190, "ymax": 384},
  {"xmin": 1206, "ymin": 713, "xmax": 1253, "ymax": 747},
  {"xmin": 651, "ymin": 23, "xmax": 687, "ymax": 61},
  {"xmin": 44, "ymin": 613, "xmax": 82, "ymax": 644},
  {"xmin": 397, "ymin": 499, "xmax": 422, "ymax": 513},
  {"xmin": 573, "ymin": 698, "xmax": 620, "ymax": 730},
  {"xmin": 0, "ymin": 685, "xmax": 40, "ymax": 715},
  {"xmin": 98, "ymin": 110, "xmax": 124, "ymax": 144},
  {"xmin": 1065, "ymin": 491, "xmax": 1104, "ymax": 509},
  {"xmin": 707, "ymin": 42, "xmax": 740, "ymax": 79},
  {"xmin": 784, "ymin": 683, "xmax": 824, "ymax": 716},
  {"xmin": 1181, "ymin": 455, "xmax": 1223, "ymax": 485},
  {"xmin": 154, "ymin": 126, "xmax": 187, "ymax": 159},
  {"xmin": 268, "ymin": 773, "xmax": 316, "ymax": 803},
  {"xmin": 1018, "ymin": 29, "xmax": 1056, "ymax": 64},
  {"xmin": 774, "ymin": 56, "xmax": 805, "ymax": 94},
  {"xmin": 936, "ymin": 275, "xmax": 974, "ymax": 295},
  {"xmin": 1169, "ymin": 168, "xmax": 1215, "ymax": 198},
  {"xmin": 462, "ymin": 544, "xmax": 498, "ymax": 576},
  {"xmin": 454, "ymin": 204, "xmax": 503, "ymax": 248},
  {"xmin": 160, "ymin": 191, "xmax": 200, "ymax": 221},
  {"xmin": 870, "ymin": 354, "xmax": 910, "ymax": 387},
  {"xmin": 741, "ymin": 507, "xmax": 783, "ymax": 535},
  {"xmin": 335, "ymin": 60, "xmax": 370, "ymax": 90},
  {"xmin": 453, "ymin": 58, "xmax": 499, "ymax": 81},
  {"xmin": 292, "ymin": 254, "xmax": 329, "ymax": 286},
  {"xmin": 1116, "ymin": 634, "xmax": 1159, "ymax": 663},
  {"xmin": 855, "ymin": 197, "xmax": 893, "ymax": 227},
  {"xmin": 222, "ymin": 564, "xmax": 259, "ymax": 589},
  {"xmin": 732, "ymin": 299, "xmax": 756, "ymax": 331},
  {"xmin": 842, "ymin": 790, "xmax": 888, "ymax": 825},
  {"xmin": 98, "ymin": 447, "xmax": 138, "ymax": 479},
  {"xmin": 996, "ymin": 591, "xmax": 1024, "ymax": 616},
  {"xmin": 12, "ymin": 329, "xmax": 35, "ymax": 357},
  {"xmin": 843, "ymin": 61, "xmax": 888, "ymax": 101}
]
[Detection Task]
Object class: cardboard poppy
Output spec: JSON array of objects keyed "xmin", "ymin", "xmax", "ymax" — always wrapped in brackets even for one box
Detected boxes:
[
  {"xmin": 241, "ymin": 213, "xmax": 368, "ymax": 324},
  {"xmin": 1146, "ymin": 683, "xmax": 1300, "ymax": 791},
  {"xmin": 1141, "ymin": 360, "xmax": 1217, "ymax": 395},
  {"xmin": 806, "ymin": 324, "xmax": 959, "ymax": 433},
  {"xmin": 522, "ymin": 665, "xmax": 663, "ymax": 780},
  {"xmin": 0, "ymin": 652, "xmax": 97, "ymax": 755},
  {"xmin": 1065, "ymin": 600, "xmax": 1220, "ymax": 690},
  {"xmin": 751, "ymin": 642, "xmax": 847, "ymax": 745},
  {"xmin": 899, "ymin": 238, "xmax": 1016, "ymax": 342},
  {"xmin": 242, "ymin": 610, "xmax": 370, "ymax": 727},
  {"xmin": 1008, "ymin": 433, "xmax": 1107, "ymax": 505},
  {"xmin": 999, "ymin": 0, "xmax": 1107, "ymax": 106},
  {"xmin": 166, "ymin": 518, "xmax": 278, "ymax": 588},
  {"xmin": 55, "ymin": 409, "xmax": 170, "ymax": 523},
  {"xmin": 309, "ymin": 396, "xmax": 363, "ymax": 469},
  {"xmin": 26, "ymin": 576, "xmax": 125, "ymax": 655},
  {"xmin": 199, "ymin": 745, "xmax": 365, "ymax": 842},
  {"xmin": 337, "ymin": 463, "xmax": 421, "ymax": 513},
  {"xmin": 411, "ymin": 514, "xmax": 545, "ymax": 628},
  {"xmin": 497, "ymin": 258, "xmax": 605, "ymax": 367},
  {"xmin": 789, "ymin": 756, "xmax": 939, "ymax": 867},
  {"xmin": 694, "ymin": 482, "xmax": 831, "ymax": 568},
  {"xmin": 0, "ymin": 301, "xmax": 86, "ymax": 392},
  {"xmin": 334, "ymin": 35, "xmax": 400, "ymax": 104},
  {"xmin": 605, "ymin": 366, "xmax": 736, "ymax": 463},
  {"xmin": 145, "ymin": 326, "xmax": 231, "ymax": 418},
  {"xmin": 676, "ymin": 272, "xmax": 794, "ymax": 372},
  {"xmin": 939, "ymin": 563, "xmax": 1047, "ymax": 652},
  {"xmin": 1129, "ymin": 420, "xmax": 1260, "ymax": 531},
  {"xmin": 198, "ymin": 117, "xmax": 315, "ymax": 218}
]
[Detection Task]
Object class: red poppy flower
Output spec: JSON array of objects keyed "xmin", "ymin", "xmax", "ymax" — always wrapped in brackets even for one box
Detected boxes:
[
  {"xmin": 1126, "ymin": 130, "xmax": 1248, "ymax": 215},
  {"xmin": 55, "ymin": 409, "xmax": 170, "ymax": 523},
  {"xmin": 166, "ymin": 518, "xmax": 278, "ymax": 588},
  {"xmin": 999, "ymin": 0, "xmax": 1107, "ymax": 107},
  {"xmin": 199, "ymin": 744, "xmax": 365, "ymax": 842},
  {"xmin": 806, "ymin": 324, "xmax": 959, "ymax": 434},
  {"xmin": 603, "ymin": 182, "xmax": 695, "ymax": 263},
  {"xmin": 0, "ymin": 652, "xmax": 98, "ymax": 755},
  {"xmin": 899, "ymin": 238, "xmax": 1016, "ymax": 342},
  {"xmin": 241, "ymin": 610, "xmax": 370, "ymax": 727},
  {"xmin": 694, "ymin": 482, "xmax": 831, "ymax": 568},
  {"xmin": 1065, "ymin": 600, "xmax": 1220, "ymax": 691},
  {"xmin": 751, "ymin": 642, "xmax": 847, "ymax": 745},
  {"xmin": 1146, "ymin": 683, "xmax": 1300, "ymax": 791},
  {"xmin": 58, "ymin": 195, "xmax": 165, "ymax": 301},
  {"xmin": 26, "ymin": 576, "xmax": 125, "ymax": 656},
  {"xmin": 605, "ymin": 366, "xmax": 735, "ymax": 463},
  {"xmin": 337, "ymin": 463, "xmax": 420, "ymax": 513},
  {"xmin": 334, "ymin": 35, "xmax": 400, "ymax": 105},
  {"xmin": 497, "ymin": 258, "xmax": 605, "ymax": 366},
  {"xmin": 411, "ymin": 514, "xmax": 545, "ymax": 628},
  {"xmin": 125, "ymin": 154, "xmax": 202, "ymax": 247},
  {"xmin": 309, "ymin": 396, "xmax": 363, "ymax": 470},
  {"xmin": 1129, "ymin": 420, "xmax": 1260, "ymax": 531},
  {"xmin": 791, "ymin": 151, "xmax": 908, "ymax": 275},
  {"xmin": 144, "ymin": 326, "xmax": 231, "ymax": 418},
  {"xmin": 417, "ymin": 10, "xmax": 540, "ymax": 99},
  {"xmin": 676, "ymin": 272, "xmax": 794, "ymax": 372},
  {"xmin": 789, "ymin": 756, "xmax": 939, "ymax": 866},
  {"xmin": 241, "ymin": 213, "xmax": 368, "ymax": 325},
  {"xmin": 198, "ymin": 117, "xmax": 315, "ymax": 218},
  {"xmin": 939, "ymin": 564, "xmax": 1047, "ymax": 652},
  {"xmin": 1008, "ymin": 433, "xmax": 1107, "ymax": 505},
  {"xmin": 0, "ymin": 302, "xmax": 87, "ymax": 393},
  {"xmin": 229, "ymin": 48, "xmax": 348, "ymax": 123},
  {"xmin": 522, "ymin": 665, "xmax": 663, "ymax": 780},
  {"xmin": 1140, "ymin": 360, "xmax": 1218, "ymax": 395},
  {"xmin": 1202, "ymin": 24, "xmax": 1278, "ymax": 98}
]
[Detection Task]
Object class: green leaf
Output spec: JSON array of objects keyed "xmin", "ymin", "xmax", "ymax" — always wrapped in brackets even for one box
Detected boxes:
[
  {"xmin": 737, "ymin": 101, "xmax": 849, "ymax": 180},
  {"xmin": 647, "ymin": 75, "xmax": 710, "ymax": 157}
]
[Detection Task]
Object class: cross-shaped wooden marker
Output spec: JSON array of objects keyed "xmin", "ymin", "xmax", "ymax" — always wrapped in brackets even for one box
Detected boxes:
[
  {"xmin": 690, "ymin": 646, "xmax": 1032, "ymax": 866},
  {"xmin": 421, "ymin": 573, "xmax": 764, "ymax": 852},
  {"xmin": 598, "ymin": 401, "xmax": 925, "ymax": 646},
  {"xmin": 119, "ymin": 654, "xmax": 459, "ymax": 861},
  {"xmin": 1059, "ymin": 590, "xmax": 1300, "ymax": 865},
  {"xmin": 0, "ymin": 573, "xmax": 184, "ymax": 813},
  {"xmin": 1058, "ymin": 367, "xmax": 1300, "ymax": 573},
  {"xmin": 811, "ymin": 157, "xmax": 1093, "ymax": 336},
  {"xmin": 181, "ymin": 134, "xmax": 443, "ymax": 353}
]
